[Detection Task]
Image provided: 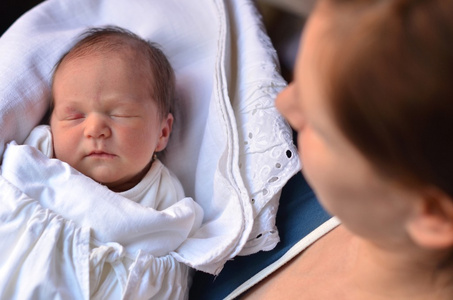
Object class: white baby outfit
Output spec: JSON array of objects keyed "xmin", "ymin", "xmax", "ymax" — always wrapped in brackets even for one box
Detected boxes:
[{"xmin": 0, "ymin": 125, "xmax": 203, "ymax": 299}]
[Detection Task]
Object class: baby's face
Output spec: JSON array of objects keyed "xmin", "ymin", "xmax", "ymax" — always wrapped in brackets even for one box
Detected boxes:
[{"xmin": 50, "ymin": 51, "xmax": 172, "ymax": 192}]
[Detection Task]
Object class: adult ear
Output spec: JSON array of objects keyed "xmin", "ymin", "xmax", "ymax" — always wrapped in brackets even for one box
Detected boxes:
[
  {"xmin": 155, "ymin": 113, "xmax": 174, "ymax": 152},
  {"xmin": 406, "ymin": 187, "xmax": 453, "ymax": 249}
]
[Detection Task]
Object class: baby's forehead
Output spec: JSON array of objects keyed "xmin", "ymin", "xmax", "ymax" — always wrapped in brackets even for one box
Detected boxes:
[
  {"xmin": 55, "ymin": 42, "xmax": 156, "ymax": 89},
  {"xmin": 53, "ymin": 43, "xmax": 156, "ymax": 96},
  {"xmin": 63, "ymin": 37, "xmax": 148, "ymax": 65}
]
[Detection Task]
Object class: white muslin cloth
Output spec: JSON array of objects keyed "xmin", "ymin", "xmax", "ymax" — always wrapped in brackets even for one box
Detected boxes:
[
  {"xmin": 0, "ymin": 139, "xmax": 203, "ymax": 299},
  {"xmin": 0, "ymin": 0, "xmax": 300, "ymax": 295}
]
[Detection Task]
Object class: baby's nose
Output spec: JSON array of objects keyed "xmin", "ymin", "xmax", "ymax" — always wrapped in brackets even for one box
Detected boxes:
[{"xmin": 84, "ymin": 114, "xmax": 111, "ymax": 139}]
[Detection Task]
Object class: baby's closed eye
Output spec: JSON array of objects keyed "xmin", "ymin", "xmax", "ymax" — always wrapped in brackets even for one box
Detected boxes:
[
  {"xmin": 110, "ymin": 108, "xmax": 140, "ymax": 118},
  {"xmin": 110, "ymin": 112, "xmax": 139, "ymax": 118},
  {"xmin": 64, "ymin": 113, "xmax": 85, "ymax": 120}
]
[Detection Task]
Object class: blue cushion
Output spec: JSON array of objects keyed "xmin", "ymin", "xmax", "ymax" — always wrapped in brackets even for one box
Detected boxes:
[{"xmin": 189, "ymin": 172, "xmax": 331, "ymax": 299}]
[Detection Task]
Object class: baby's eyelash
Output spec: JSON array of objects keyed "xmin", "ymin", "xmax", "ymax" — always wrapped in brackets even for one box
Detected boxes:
[
  {"xmin": 65, "ymin": 113, "xmax": 85, "ymax": 120},
  {"xmin": 111, "ymin": 114, "xmax": 131, "ymax": 118},
  {"xmin": 110, "ymin": 112, "xmax": 139, "ymax": 118}
]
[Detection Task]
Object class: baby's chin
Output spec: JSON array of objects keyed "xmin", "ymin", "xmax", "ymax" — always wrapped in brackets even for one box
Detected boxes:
[
  {"xmin": 93, "ymin": 174, "xmax": 137, "ymax": 192},
  {"xmin": 74, "ymin": 161, "xmax": 152, "ymax": 192},
  {"xmin": 73, "ymin": 167, "xmax": 128, "ymax": 192},
  {"xmin": 94, "ymin": 169, "xmax": 149, "ymax": 192}
]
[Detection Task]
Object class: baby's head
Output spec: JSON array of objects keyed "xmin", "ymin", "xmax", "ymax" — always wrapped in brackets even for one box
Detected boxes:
[{"xmin": 50, "ymin": 26, "xmax": 175, "ymax": 192}]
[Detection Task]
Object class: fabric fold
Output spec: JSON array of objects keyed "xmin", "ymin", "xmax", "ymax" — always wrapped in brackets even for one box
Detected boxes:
[{"xmin": 1, "ymin": 141, "xmax": 203, "ymax": 257}]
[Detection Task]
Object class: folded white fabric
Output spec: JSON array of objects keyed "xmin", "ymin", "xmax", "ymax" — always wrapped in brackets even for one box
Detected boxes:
[
  {"xmin": 0, "ymin": 172, "xmax": 193, "ymax": 299},
  {"xmin": 2, "ymin": 141, "xmax": 203, "ymax": 256},
  {"xmin": 0, "ymin": 0, "xmax": 300, "ymax": 276}
]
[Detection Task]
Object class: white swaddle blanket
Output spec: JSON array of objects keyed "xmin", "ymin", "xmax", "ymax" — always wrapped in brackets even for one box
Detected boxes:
[
  {"xmin": 0, "ymin": 0, "xmax": 300, "ymax": 297},
  {"xmin": 1, "ymin": 141, "xmax": 202, "ymax": 299}
]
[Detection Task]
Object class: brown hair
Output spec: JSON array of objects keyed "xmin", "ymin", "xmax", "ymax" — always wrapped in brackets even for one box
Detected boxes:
[
  {"xmin": 51, "ymin": 26, "xmax": 175, "ymax": 120},
  {"xmin": 323, "ymin": 0, "xmax": 453, "ymax": 196}
]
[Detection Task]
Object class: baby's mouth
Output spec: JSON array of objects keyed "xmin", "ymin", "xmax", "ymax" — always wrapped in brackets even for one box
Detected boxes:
[{"xmin": 86, "ymin": 150, "xmax": 116, "ymax": 159}]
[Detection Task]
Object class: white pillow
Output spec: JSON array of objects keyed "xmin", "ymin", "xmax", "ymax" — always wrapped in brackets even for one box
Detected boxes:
[{"xmin": 0, "ymin": 0, "xmax": 299, "ymax": 274}]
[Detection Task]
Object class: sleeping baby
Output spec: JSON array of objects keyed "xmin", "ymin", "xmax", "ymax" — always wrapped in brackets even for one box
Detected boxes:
[
  {"xmin": 0, "ymin": 26, "xmax": 203, "ymax": 299},
  {"xmin": 28, "ymin": 25, "xmax": 181, "ymax": 208}
]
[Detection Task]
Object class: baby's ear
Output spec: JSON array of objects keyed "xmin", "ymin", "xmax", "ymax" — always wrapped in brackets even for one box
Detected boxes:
[
  {"xmin": 406, "ymin": 187, "xmax": 453, "ymax": 250},
  {"xmin": 155, "ymin": 113, "xmax": 174, "ymax": 152}
]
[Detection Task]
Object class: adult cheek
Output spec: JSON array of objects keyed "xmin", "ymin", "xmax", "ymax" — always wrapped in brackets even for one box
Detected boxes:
[
  {"xmin": 298, "ymin": 131, "xmax": 333, "ymax": 208},
  {"xmin": 275, "ymin": 84, "xmax": 296, "ymax": 117},
  {"xmin": 298, "ymin": 131, "xmax": 318, "ymax": 188}
]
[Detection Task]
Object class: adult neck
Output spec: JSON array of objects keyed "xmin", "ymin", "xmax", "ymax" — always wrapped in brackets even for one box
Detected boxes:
[
  {"xmin": 345, "ymin": 229, "xmax": 453, "ymax": 299},
  {"xmin": 243, "ymin": 225, "xmax": 453, "ymax": 299}
]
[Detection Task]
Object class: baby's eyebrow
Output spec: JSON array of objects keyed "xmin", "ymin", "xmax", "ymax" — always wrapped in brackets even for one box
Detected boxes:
[
  {"xmin": 103, "ymin": 95, "xmax": 145, "ymax": 105},
  {"xmin": 56, "ymin": 102, "xmax": 78, "ymax": 111},
  {"xmin": 59, "ymin": 106, "xmax": 82, "ymax": 116}
]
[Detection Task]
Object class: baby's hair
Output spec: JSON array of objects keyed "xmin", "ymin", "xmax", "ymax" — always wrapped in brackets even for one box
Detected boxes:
[{"xmin": 51, "ymin": 25, "xmax": 175, "ymax": 120}]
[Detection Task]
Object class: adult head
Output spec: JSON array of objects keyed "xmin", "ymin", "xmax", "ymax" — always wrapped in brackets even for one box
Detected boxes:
[{"xmin": 277, "ymin": 0, "xmax": 453, "ymax": 263}]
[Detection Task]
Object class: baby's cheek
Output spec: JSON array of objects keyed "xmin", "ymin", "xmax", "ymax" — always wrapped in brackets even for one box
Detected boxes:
[
  {"xmin": 53, "ymin": 133, "xmax": 76, "ymax": 163},
  {"xmin": 53, "ymin": 143, "xmax": 70, "ymax": 164},
  {"xmin": 120, "ymin": 136, "xmax": 152, "ymax": 162}
]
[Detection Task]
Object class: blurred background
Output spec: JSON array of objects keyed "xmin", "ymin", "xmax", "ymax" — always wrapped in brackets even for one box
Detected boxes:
[
  {"xmin": 256, "ymin": 0, "xmax": 311, "ymax": 81},
  {"xmin": 0, "ymin": 0, "xmax": 43, "ymax": 33},
  {"xmin": 0, "ymin": 0, "xmax": 312, "ymax": 82}
]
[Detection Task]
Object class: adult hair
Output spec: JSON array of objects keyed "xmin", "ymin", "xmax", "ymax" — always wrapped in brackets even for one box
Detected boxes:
[
  {"xmin": 322, "ymin": 0, "xmax": 453, "ymax": 196},
  {"xmin": 51, "ymin": 25, "xmax": 175, "ymax": 120}
]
